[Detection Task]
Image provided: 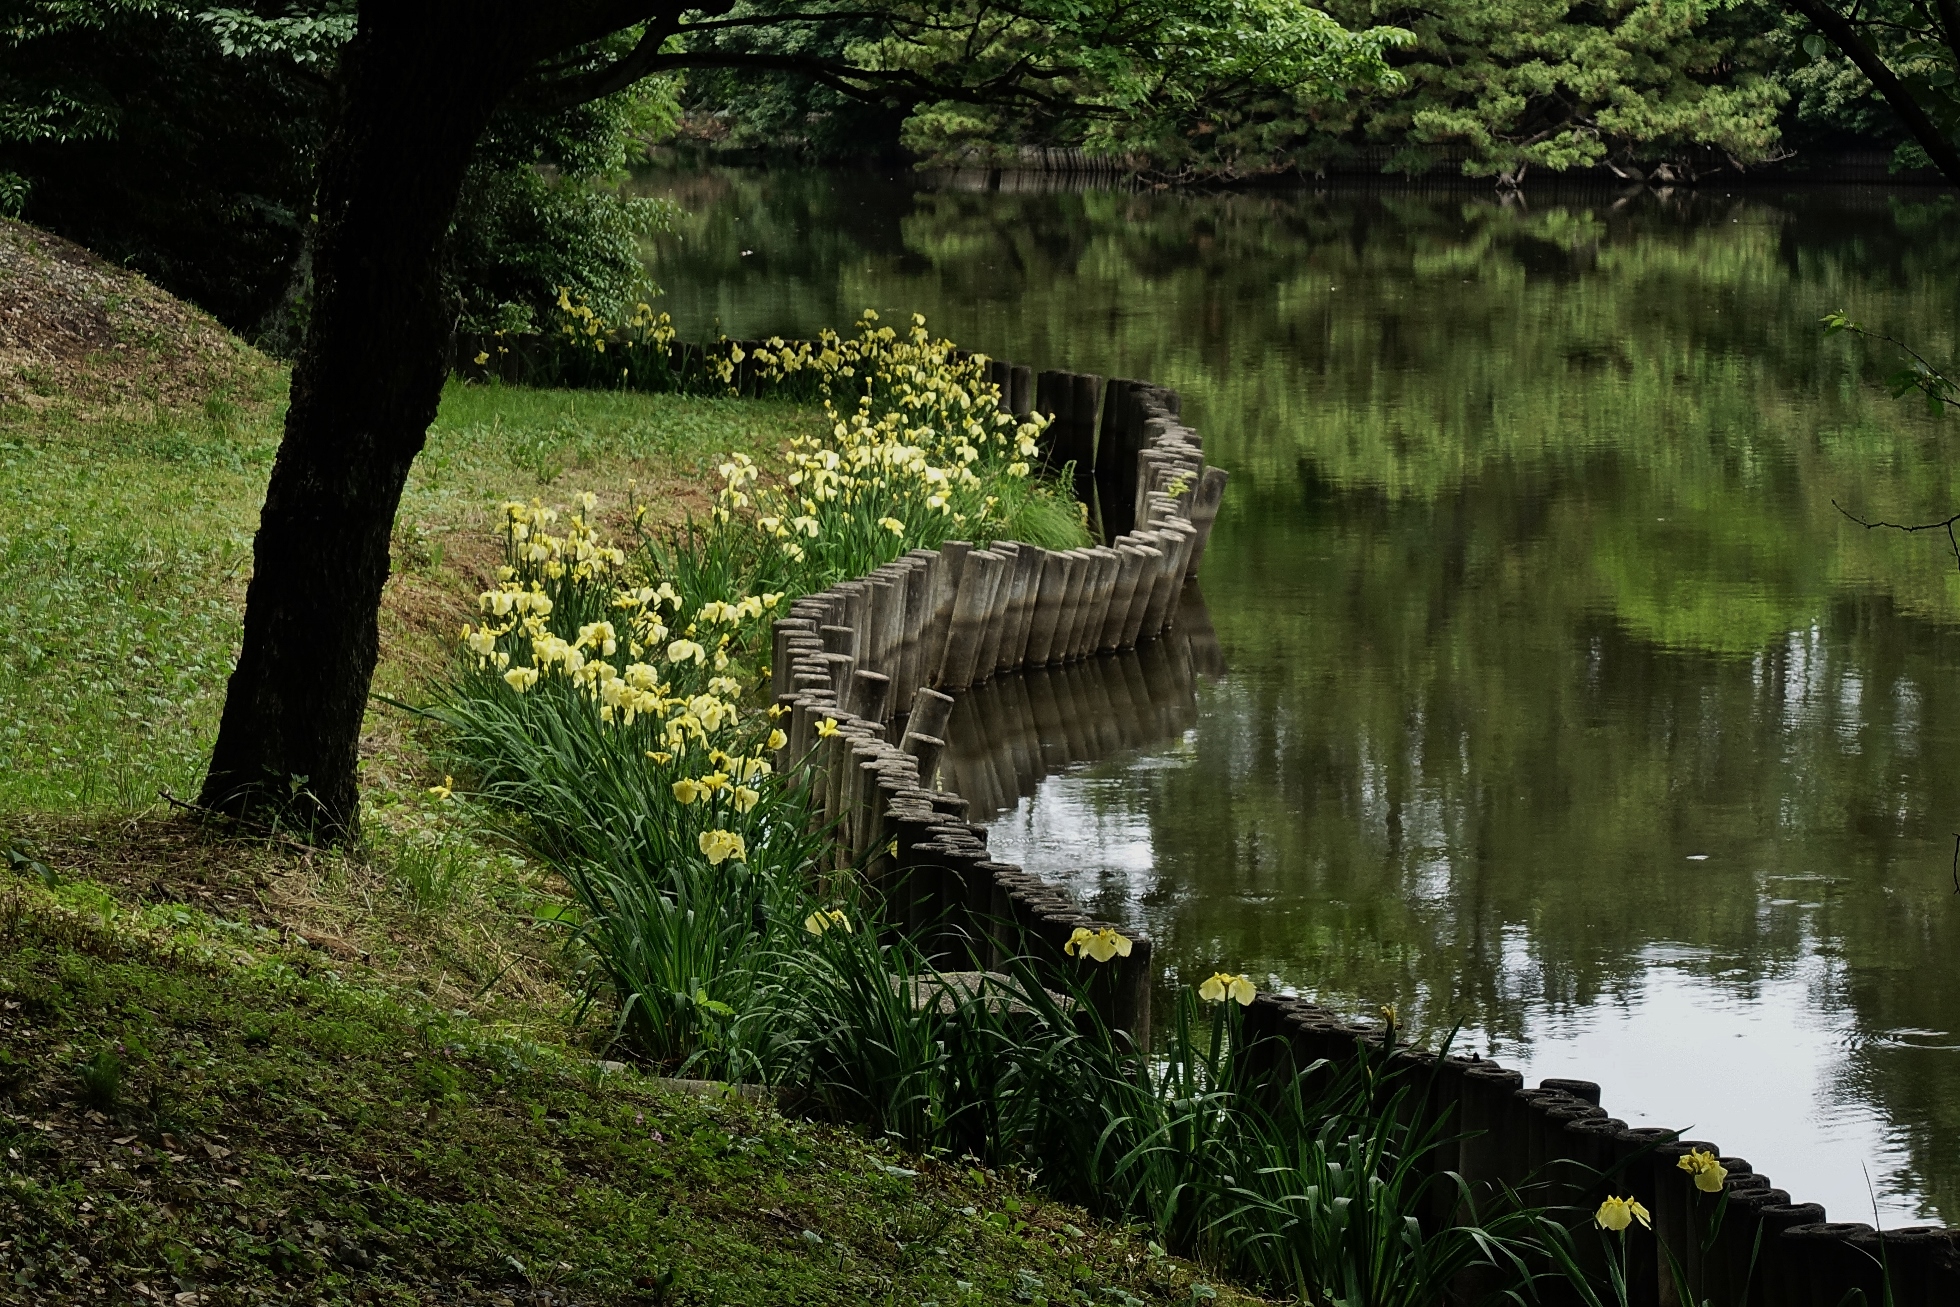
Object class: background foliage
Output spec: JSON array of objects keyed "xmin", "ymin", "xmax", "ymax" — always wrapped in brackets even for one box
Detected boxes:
[
  {"xmin": 0, "ymin": 1, "xmax": 677, "ymax": 345},
  {"xmin": 683, "ymin": 0, "xmax": 1933, "ymax": 179}
]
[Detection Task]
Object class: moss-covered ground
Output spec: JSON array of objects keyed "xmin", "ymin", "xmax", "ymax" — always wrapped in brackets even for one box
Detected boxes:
[{"xmin": 0, "ymin": 223, "xmax": 1265, "ymax": 1305}]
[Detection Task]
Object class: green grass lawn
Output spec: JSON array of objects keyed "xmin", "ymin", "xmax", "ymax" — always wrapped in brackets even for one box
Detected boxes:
[{"xmin": 0, "ymin": 373, "xmax": 827, "ymax": 816}]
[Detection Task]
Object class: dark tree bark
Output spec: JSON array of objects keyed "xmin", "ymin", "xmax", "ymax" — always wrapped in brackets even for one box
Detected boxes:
[{"xmin": 198, "ymin": 8, "xmax": 547, "ymax": 836}]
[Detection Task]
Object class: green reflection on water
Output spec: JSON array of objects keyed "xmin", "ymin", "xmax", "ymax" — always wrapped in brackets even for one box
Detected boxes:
[{"xmin": 639, "ymin": 167, "xmax": 1960, "ymax": 1221}]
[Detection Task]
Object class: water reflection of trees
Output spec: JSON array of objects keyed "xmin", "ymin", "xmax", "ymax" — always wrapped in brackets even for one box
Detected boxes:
[
  {"xmin": 1140, "ymin": 469, "xmax": 1960, "ymax": 1222},
  {"xmin": 640, "ymin": 168, "xmax": 1960, "ymax": 1222}
]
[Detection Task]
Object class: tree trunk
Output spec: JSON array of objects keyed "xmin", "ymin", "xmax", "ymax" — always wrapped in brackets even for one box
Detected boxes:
[
  {"xmin": 199, "ymin": 9, "xmax": 537, "ymax": 838},
  {"xmin": 1787, "ymin": 0, "xmax": 1960, "ymax": 185}
]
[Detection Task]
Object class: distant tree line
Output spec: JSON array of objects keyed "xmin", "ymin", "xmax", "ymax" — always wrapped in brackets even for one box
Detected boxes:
[
  {"xmin": 2, "ymin": 0, "xmax": 1954, "ymax": 356},
  {"xmin": 687, "ymin": 0, "xmax": 1960, "ymax": 186}
]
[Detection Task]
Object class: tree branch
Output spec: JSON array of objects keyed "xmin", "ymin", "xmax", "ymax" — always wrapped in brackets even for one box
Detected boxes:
[
  {"xmin": 1832, "ymin": 499, "xmax": 1960, "ymax": 573},
  {"xmin": 642, "ymin": 48, "xmax": 1086, "ymax": 114},
  {"xmin": 527, "ymin": 17, "xmax": 683, "ymax": 107},
  {"xmin": 1786, "ymin": 0, "xmax": 1960, "ymax": 183},
  {"xmin": 677, "ymin": 10, "xmax": 890, "ymax": 33}
]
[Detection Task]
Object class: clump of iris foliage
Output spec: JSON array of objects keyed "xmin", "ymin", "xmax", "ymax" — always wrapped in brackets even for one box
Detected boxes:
[{"xmin": 429, "ymin": 314, "xmax": 1646, "ymax": 1306}]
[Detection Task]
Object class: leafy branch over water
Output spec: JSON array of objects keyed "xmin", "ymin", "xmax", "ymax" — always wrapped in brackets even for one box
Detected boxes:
[
  {"xmin": 1826, "ymin": 308, "xmax": 1960, "ymax": 570},
  {"xmin": 1823, "ymin": 310, "xmax": 1960, "ymax": 416}
]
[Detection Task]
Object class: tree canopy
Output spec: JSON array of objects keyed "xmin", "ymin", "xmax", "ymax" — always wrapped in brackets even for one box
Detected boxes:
[
  {"xmin": 681, "ymin": 0, "xmax": 1960, "ymax": 183},
  {"xmin": 0, "ymin": 0, "xmax": 1409, "ymax": 337}
]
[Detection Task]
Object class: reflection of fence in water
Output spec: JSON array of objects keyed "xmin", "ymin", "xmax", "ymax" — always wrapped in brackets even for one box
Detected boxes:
[{"xmin": 936, "ymin": 586, "xmax": 1225, "ymax": 821}]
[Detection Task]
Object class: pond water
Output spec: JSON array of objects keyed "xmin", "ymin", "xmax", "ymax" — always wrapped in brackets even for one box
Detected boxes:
[{"xmin": 638, "ymin": 167, "xmax": 1960, "ymax": 1224}]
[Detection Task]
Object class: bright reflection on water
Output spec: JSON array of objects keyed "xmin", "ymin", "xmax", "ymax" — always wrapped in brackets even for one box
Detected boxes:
[{"xmin": 639, "ymin": 167, "xmax": 1960, "ymax": 1223}]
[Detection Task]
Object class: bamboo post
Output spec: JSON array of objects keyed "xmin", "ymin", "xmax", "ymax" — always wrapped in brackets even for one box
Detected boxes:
[
  {"xmin": 1700, "ymin": 1164, "xmax": 1766, "ymax": 1305},
  {"xmin": 1095, "ymin": 379, "xmax": 1136, "ymax": 538},
  {"xmin": 818, "ymin": 651, "xmax": 854, "ymax": 701},
  {"xmin": 1116, "ymin": 542, "xmax": 1164, "ymax": 648},
  {"xmin": 893, "ymin": 554, "xmax": 931, "ymax": 715},
  {"xmin": 849, "ymin": 670, "xmax": 891, "ymax": 725},
  {"xmin": 936, "ymin": 549, "xmax": 1005, "ymax": 691},
  {"xmin": 996, "ymin": 544, "xmax": 1040, "ymax": 673},
  {"xmin": 972, "ymin": 542, "xmax": 1018, "ymax": 681},
  {"xmin": 922, "ymin": 541, "xmax": 970, "ymax": 687},
  {"xmin": 1724, "ymin": 1186, "xmax": 1792, "ymax": 1306},
  {"xmin": 1005, "ymin": 548, "xmax": 1047, "ymax": 669},
  {"xmin": 901, "ymin": 734, "xmax": 946, "ymax": 788},
  {"xmin": 1780, "ymin": 1223, "xmax": 1881, "ymax": 1307},
  {"xmin": 1035, "ymin": 370, "xmax": 1071, "ymax": 473},
  {"xmin": 1608, "ymin": 1127, "xmax": 1679, "ymax": 1307},
  {"xmin": 1456, "ymin": 1063, "xmax": 1524, "ymax": 1211},
  {"xmin": 1075, "ymin": 548, "xmax": 1120, "ymax": 658},
  {"xmin": 871, "ymin": 570, "xmax": 905, "ymax": 678},
  {"xmin": 1066, "ymin": 372, "xmax": 1103, "ymax": 509},
  {"xmin": 820, "ymin": 623, "xmax": 856, "ymax": 659},
  {"xmin": 1751, "ymin": 1200, "xmax": 1825, "ymax": 1306},
  {"xmin": 1098, "ymin": 546, "xmax": 1149, "ymax": 652},
  {"xmin": 1870, "ymin": 1225, "xmax": 1960, "ymax": 1305},
  {"xmin": 1009, "ymin": 364, "xmax": 1033, "ymax": 418},
  {"xmin": 1025, "ymin": 550, "xmax": 1076, "ymax": 665},
  {"xmin": 1050, "ymin": 550, "xmax": 1092, "ymax": 662},
  {"xmin": 771, "ymin": 618, "xmax": 814, "ymax": 701}
]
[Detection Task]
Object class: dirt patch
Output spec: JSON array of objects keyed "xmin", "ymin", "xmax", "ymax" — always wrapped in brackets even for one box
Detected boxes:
[
  {"xmin": 0, "ymin": 218, "xmax": 276, "ymax": 410},
  {"xmin": 6, "ymin": 814, "xmax": 574, "ymax": 1014},
  {"xmin": 9, "ymin": 815, "xmax": 286, "ymax": 928}
]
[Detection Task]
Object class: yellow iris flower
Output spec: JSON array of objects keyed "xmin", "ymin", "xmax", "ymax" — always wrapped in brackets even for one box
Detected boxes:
[
  {"xmin": 1198, "ymin": 972, "xmax": 1256, "ymax": 1006},
  {"xmin": 804, "ymin": 908, "xmax": 851, "ymax": 935},
  {"xmin": 1595, "ymin": 1196, "xmax": 1651, "ymax": 1232},
  {"xmin": 1676, "ymin": 1149, "xmax": 1729, "ymax": 1194},
  {"xmin": 1064, "ymin": 926, "xmax": 1132, "ymax": 963}
]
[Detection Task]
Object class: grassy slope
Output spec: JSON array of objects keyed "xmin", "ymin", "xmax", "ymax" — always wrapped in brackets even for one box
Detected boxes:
[
  {"xmin": 0, "ymin": 224, "xmax": 1263, "ymax": 1306},
  {"xmin": 0, "ymin": 874, "xmax": 1242, "ymax": 1307}
]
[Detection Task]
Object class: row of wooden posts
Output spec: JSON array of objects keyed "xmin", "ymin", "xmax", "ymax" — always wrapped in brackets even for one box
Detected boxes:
[
  {"xmin": 1240, "ymin": 994, "xmax": 1959, "ymax": 1304},
  {"xmin": 761, "ymin": 363, "xmax": 1959, "ymax": 1306},
  {"xmin": 766, "ymin": 372, "xmax": 1218, "ymax": 1047}
]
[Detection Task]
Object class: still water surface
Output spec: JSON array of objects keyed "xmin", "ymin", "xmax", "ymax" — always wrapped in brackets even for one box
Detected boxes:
[{"xmin": 639, "ymin": 168, "xmax": 1960, "ymax": 1223}]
